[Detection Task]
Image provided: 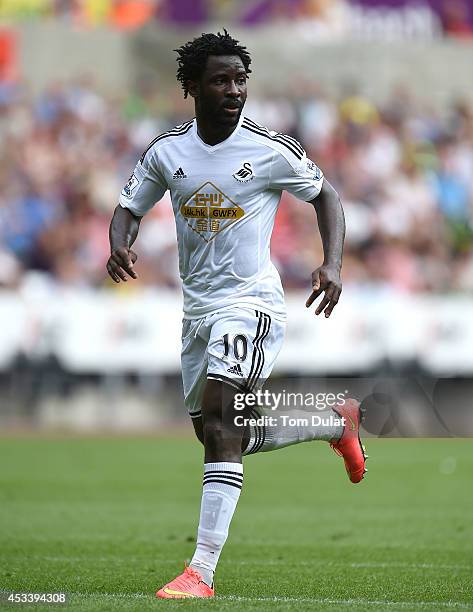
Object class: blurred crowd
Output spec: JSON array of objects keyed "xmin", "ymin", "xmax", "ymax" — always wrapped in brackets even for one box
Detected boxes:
[
  {"xmin": 0, "ymin": 0, "xmax": 472, "ymax": 38},
  {"xmin": 0, "ymin": 76, "xmax": 472, "ymax": 294}
]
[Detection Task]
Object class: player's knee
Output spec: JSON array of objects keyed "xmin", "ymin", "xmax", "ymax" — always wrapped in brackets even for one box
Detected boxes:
[
  {"xmin": 203, "ymin": 421, "xmax": 234, "ymax": 454},
  {"xmin": 202, "ymin": 409, "xmax": 225, "ymax": 438},
  {"xmin": 202, "ymin": 407, "xmax": 235, "ymax": 448},
  {"xmin": 201, "ymin": 379, "xmax": 242, "ymax": 452}
]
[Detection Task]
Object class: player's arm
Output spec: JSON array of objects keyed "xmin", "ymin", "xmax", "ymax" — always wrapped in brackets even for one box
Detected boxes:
[
  {"xmin": 106, "ymin": 148, "xmax": 168, "ymax": 283},
  {"xmin": 305, "ymin": 179, "xmax": 345, "ymax": 318},
  {"xmin": 268, "ymin": 147, "xmax": 344, "ymax": 316},
  {"xmin": 107, "ymin": 206, "xmax": 141, "ymax": 283}
]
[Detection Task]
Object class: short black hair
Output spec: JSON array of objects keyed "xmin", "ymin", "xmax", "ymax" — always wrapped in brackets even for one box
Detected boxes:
[{"xmin": 175, "ymin": 29, "xmax": 252, "ymax": 98}]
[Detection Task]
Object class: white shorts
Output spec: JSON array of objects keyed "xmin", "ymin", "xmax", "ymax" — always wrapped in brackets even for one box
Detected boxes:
[{"xmin": 181, "ymin": 306, "xmax": 286, "ymax": 419}]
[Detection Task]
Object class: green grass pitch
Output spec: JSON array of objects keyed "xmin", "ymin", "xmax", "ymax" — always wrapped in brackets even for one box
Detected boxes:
[{"xmin": 0, "ymin": 437, "xmax": 472, "ymax": 611}]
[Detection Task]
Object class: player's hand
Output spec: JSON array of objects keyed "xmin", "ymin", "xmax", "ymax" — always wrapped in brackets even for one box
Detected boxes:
[
  {"xmin": 106, "ymin": 247, "xmax": 138, "ymax": 283},
  {"xmin": 305, "ymin": 264, "xmax": 342, "ymax": 318}
]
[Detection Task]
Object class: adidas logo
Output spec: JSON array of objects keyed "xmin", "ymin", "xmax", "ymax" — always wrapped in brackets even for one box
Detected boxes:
[
  {"xmin": 227, "ymin": 364, "xmax": 243, "ymax": 377},
  {"xmin": 173, "ymin": 167, "xmax": 187, "ymax": 179},
  {"xmin": 233, "ymin": 162, "xmax": 254, "ymax": 183}
]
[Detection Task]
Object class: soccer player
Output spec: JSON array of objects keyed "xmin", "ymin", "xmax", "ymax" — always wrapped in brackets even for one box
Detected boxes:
[{"xmin": 106, "ymin": 30, "xmax": 367, "ymax": 599}]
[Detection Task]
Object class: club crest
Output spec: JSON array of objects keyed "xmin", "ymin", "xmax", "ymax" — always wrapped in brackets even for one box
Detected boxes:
[{"xmin": 233, "ymin": 162, "xmax": 254, "ymax": 183}]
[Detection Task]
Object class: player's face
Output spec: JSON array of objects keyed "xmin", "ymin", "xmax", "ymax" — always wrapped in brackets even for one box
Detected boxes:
[{"xmin": 192, "ymin": 55, "xmax": 248, "ymax": 126}]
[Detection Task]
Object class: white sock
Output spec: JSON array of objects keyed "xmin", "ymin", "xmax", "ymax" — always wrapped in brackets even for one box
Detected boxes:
[
  {"xmin": 190, "ymin": 462, "xmax": 243, "ymax": 587},
  {"xmin": 243, "ymin": 408, "xmax": 344, "ymax": 454}
]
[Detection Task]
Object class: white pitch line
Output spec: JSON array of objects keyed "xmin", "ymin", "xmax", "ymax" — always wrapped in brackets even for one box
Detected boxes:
[
  {"xmin": 63, "ymin": 593, "xmax": 473, "ymax": 609},
  {"xmin": 235, "ymin": 560, "xmax": 472, "ymax": 571},
  {"xmin": 3, "ymin": 555, "xmax": 181, "ymax": 565},
  {"xmin": 222, "ymin": 596, "xmax": 473, "ymax": 609},
  {"xmin": 68, "ymin": 593, "xmax": 148, "ymax": 600},
  {"xmin": 8, "ymin": 555, "xmax": 472, "ymax": 572},
  {"xmin": 349, "ymin": 562, "xmax": 471, "ymax": 571}
]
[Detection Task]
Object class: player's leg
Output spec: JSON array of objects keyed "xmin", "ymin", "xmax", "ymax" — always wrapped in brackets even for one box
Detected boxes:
[
  {"xmin": 187, "ymin": 378, "xmax": 246, "ymax": 586},
  {"xmin": 244, "ymin": 396, "xmax": 367, "ymax": 483},
  {"xmin": 236, "ymin": 314, "xmax": 367, "ymax": 483},
  {"xmin": 180, "ymin": 317, "xmax": 249, "ymax": 449},
  {"xmin": 186, "ymin": 308, "xmax": 261, "ymax": 591},
  {"xmin": 184, "ymin": 307, "xmax": 293, "ymax": 592},
  {"xmin": 158, "ymin": 383, "xmax": 244, "ymax": 599},
  {"xmin": 157, "ymin": 312, "xmax": 249, "ymax": 599},
  {"xmin": 243, "ymin": 401, "xmax": 345, "ymax": 453},
  {"xmin": 190, "ymin": 414, "xmax": 204, "ymax": 444},
  {"xmin": 180, "ymin": 317, "xmax": 208, "ymax": 444},
  {"xmin": 158, "ymin": 379, "xmax": 247, "ymax": 599},
  {"xmin": 180, "ymin": 311, "xmax": 352, "ymax": 457},
  {"xmin": 180, "ymin": 311, "xmax": 366, "ymax": 483}
]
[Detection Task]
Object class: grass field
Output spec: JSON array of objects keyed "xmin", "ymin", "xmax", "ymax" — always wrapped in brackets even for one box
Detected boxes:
[{"xmin": 0, "ymin": 437, "xmax": 472, "ymax": 611}]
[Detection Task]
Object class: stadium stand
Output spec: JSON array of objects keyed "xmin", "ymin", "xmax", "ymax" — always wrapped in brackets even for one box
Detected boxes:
[{"xmin": 0, "ymin": 79, "xmax": 472, "ymax": 294}]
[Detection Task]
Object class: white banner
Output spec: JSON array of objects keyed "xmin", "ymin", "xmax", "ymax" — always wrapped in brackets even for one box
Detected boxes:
[{"xmin": 0, "ymin": 289, "xmax": 472, "ymax": 375}]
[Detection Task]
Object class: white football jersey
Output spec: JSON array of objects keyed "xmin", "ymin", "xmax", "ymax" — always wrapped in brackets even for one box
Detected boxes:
[{"xmin": 119, "ymin": 114, "xmax": 324, "ymax": 320}]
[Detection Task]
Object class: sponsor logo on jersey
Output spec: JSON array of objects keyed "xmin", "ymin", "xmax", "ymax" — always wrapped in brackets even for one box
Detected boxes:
[
  {"xmin": 233, "ymin": 162, "xmax": 254, "ymax": 183},
  {"xmin": 180, "ymin": 182, "xmax": 244, "ymax": 242},
  {"xmin": 296, "ymin": 159, "xmax": 322, "ymax": 181},
  {"xmin": 121, "ymin": 173, "xmax": 139, "ymax": 197},
  {"xmin": 227, "ymin": 364, "xmax": 243, "ymax": 377},
  {"xmin": 172, "ymin": 167, "xmax": 187, "ymax": 179},
  {"xmin": 306, "ymin": 159, "xmax": 322, "ymax": 180}
]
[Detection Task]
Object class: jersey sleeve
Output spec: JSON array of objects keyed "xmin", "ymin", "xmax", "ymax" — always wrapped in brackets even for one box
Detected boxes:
[
  {"xmin": 269, "ymin": 149, "xmax": 324, "ymax": 202},
  {"xmin": 118, "ymin": 149, "xmax": 168, "ymax": 216}
]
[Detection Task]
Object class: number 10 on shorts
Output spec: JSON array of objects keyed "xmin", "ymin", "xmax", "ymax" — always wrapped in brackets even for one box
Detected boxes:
[{"xmin": 222, "ymin": 334, "xmax": 248, "ymax": 362}]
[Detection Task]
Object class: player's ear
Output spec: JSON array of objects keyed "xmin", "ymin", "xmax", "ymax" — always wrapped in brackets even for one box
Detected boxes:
[{"xmin": 187, "ymin": 80, "xmax": 199, "ymax": 99}]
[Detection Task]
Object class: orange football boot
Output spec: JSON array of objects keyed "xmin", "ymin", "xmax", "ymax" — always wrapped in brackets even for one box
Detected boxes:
[
  {"xmin": 330, "ymin": 398, "xmax": 368, "ymax": 483},
  {"xmin": 156, "ymin": 565, "xmax": 214, "ymax": 599}
]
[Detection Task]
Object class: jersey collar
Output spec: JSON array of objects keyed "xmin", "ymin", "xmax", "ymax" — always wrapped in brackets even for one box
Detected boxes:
[{"xmin": 192, "ymin": 114, "xmax": 244, "ymax": 153}]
